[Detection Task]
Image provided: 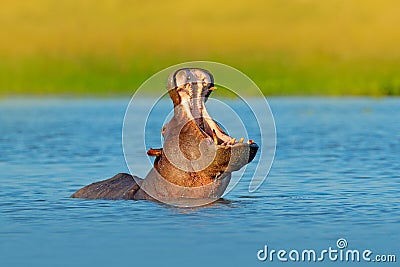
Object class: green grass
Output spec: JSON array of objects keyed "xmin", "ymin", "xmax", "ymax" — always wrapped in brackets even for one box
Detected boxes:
[
  {"xmin": 1, "ymin": 0, "xmax": 400, "ymax": 97},
  {"xmin": 2, "ymin": 53, "xmax": 399, "ymax": 97}
]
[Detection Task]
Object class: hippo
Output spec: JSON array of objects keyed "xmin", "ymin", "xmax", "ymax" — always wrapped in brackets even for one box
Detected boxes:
[{"xmin": 71, "ymin": 68, "xmax": 258, "ymax": 205}]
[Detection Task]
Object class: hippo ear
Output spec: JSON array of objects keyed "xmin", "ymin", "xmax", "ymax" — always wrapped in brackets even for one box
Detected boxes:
[
  {"xmin": 147, "ymin": 148, "xmax": 163, "ymax": 157},
  {"xmin": 204, "ymin": 86, "xmax": 216, "ymax": 101}
]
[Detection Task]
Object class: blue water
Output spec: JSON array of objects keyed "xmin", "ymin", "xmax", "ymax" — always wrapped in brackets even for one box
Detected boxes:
[{"xmin": 0, "ymin": 98, "xmax": 399, "ymax": 266}]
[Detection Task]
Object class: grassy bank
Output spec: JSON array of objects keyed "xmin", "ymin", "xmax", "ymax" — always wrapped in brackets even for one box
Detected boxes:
[{"xmin": 1, "ymin": 0, "xmax": 400, "ymax": 96}]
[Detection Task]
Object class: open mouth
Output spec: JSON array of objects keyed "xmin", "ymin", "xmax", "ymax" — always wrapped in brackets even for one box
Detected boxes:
[{"xmin": 172, "ymin": 69, "xmax": 254, "ymax": 147}]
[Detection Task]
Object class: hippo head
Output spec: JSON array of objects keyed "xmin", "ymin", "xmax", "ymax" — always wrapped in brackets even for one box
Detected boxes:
[{"xmin": 140, "ymin": 68, "xmax": 259, "ymax": 204}]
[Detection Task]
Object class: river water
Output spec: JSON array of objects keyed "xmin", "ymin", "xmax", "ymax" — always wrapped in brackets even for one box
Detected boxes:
[{"xmin": 0, "ymin": 97, "xmax": 399, "ymax": 266}]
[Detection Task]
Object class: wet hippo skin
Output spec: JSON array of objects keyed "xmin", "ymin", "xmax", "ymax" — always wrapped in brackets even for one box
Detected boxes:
[{"xmin": 71, "ymin": 68, "xmax": 258, "ymax": 203}]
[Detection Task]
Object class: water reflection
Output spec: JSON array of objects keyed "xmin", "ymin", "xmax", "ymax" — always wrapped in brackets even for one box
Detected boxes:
[{"xmin": 0, "ymin": 98, "xmax": 399, "ymax": 267}]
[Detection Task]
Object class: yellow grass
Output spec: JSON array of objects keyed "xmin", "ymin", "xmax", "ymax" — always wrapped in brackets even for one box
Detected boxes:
[{"xmin": 1, "ymin": 0, "xmax": 400, "ymax": 96}]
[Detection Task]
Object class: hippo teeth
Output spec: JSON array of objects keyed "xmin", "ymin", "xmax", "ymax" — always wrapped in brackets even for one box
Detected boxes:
[
  {"xmin": 178, "ymin": 87, "xmax": 252, "ymax": 147},
  {"xmin": 220, "ymin": 137, "xmax": 252, "ymax": 146},
  {"xmin": 212, "ymin": 129, "xmax": 218, "ymax": 144}
]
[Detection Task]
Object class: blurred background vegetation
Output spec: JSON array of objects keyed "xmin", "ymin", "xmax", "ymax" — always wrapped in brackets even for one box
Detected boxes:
[{"xmin": 1, "ymin": 0, "xmax": 399, "ymax": 97}]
